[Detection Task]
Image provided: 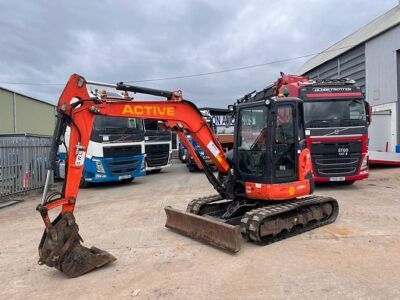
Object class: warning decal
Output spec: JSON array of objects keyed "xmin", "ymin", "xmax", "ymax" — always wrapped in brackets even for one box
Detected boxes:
[
  {"xmin": 207, "ymin": 141, "xmax": 220, "ymax": 158},
  {"xmin": 75, "ymin": 151, "xmax": 86, "ymax": 166}
]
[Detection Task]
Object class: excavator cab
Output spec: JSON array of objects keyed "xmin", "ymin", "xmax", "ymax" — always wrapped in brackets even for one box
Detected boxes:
[
  {"xmin": 227, "ymin": 97, "xmax": 313, "ymax": 199},
  {"xmin": 166, "ymin": 96, "xmax": 337, "ymax": 252},
  {"xmin": 236, "ymin": 98, "xmax": 298, "ymax": 183}
]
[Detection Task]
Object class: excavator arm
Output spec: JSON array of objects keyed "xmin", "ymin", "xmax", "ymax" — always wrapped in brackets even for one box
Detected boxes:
[{"xmin": 37, "ymin": 73, "xmax": 232, "ymax": 277}]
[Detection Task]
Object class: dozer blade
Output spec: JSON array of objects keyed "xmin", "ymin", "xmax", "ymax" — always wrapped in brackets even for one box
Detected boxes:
[
  {"xmin": 38, "ymin": 212, "xmax": 116, "ymax": 278},
  {"xmin": 164, "ymin": 206, "xmax": 241, "ymax": 253}
]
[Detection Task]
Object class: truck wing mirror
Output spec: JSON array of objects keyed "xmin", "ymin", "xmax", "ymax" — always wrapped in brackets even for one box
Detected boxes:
[
  {"xmin": 226, "ymin": 113, "xmax": 234, "ymax": 128},
  {"xmin": 225, "ymin": 116, "xmax": 232, "ymax": 128},
  {"xmin": 365, "ymin": 101, "xmax": 372, "ymax": 124}
]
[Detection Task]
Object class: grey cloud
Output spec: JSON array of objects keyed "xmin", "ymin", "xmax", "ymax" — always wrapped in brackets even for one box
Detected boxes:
[{"xmin": 0, "ymin": 0, "xmax": 397, "ymax": 107}]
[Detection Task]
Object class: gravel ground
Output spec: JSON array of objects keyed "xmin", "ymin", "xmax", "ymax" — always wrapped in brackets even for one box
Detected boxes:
[{"xmin": 1, "ymin": 162, "xmax": 399, "ymax": 299}]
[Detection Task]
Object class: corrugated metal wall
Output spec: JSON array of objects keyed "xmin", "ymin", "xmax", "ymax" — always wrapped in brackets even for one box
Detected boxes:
[
  {"xmin": 0, "ymin": 88, "xmax": 56, "ymax": 135},
  {"xmin": 365, "ymin": 25, "xmax": 400, "ymax": 106},
  {"xmin": 0, "ymin": 89, "xmax": 15, "ymax": 133},
  {"xmin": 303, "ymin": 24, "xmax": 400, "ymax": 147},
  {"xmin": 14, "ymin": 94, "xmax": 55, "ymax": 135},
  {"xmin": 365, "ymin": 25, "xmax": 400, "ymax": 146},
  {"xmin": 305, "ymin": 44, "xmax": 366, "ymax": 93}
]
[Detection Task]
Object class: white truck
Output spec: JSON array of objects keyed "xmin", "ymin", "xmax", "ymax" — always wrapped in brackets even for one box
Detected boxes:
[
  {"xmin": 144, "ymin": 120, "xmax": 172, "ymax": 173},
  {"xmin": 55, "ymin": 92, "xmax": 146, "ymax": 186}
]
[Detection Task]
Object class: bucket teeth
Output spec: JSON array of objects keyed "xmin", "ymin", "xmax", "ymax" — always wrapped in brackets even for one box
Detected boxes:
[
  {"xmin": 164, "ymin": 206, "xmax": 241, "ymax": 253},
  {"xmin": 38, "ymin": 212, "xmax": 116, "ymax": 278},
  {"xmin": 61, "ymin": 245, "xmax": 116, "ymax": 278}
]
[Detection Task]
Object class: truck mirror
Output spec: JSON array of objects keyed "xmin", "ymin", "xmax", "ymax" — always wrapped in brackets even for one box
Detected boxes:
[
  {"xmin": 365, "ymin": 101, "xmax": 372, "ymax": 124},
  {"xmin": 226, "ymin": 114, "xmax": 233, "ymax": 128}
]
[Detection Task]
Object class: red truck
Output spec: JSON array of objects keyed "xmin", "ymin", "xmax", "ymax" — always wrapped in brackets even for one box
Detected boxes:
[{"xmin": 243, "ymin": 73, "xmax": 371, "ymax": 183}]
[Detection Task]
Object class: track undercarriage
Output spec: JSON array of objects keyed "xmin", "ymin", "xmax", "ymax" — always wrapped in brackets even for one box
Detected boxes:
[{"xmin": 165, "ymin": 194, "xmax": 339, "ymax": 252}]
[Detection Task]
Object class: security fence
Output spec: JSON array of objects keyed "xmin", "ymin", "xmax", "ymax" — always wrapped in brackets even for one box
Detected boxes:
[{"xmin": 0, "ymin": 134, "xmax": 52, "ymax": 197}]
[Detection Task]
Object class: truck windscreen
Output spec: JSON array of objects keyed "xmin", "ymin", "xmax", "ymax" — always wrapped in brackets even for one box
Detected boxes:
[
  {"xmin": 93, "ymin": 116, "xmax": 144, "ymax": 134},
  {"xmin": 304, "ymin": 99, "xmax": 367, "ymax": 128},
  {"xmin": 144, "ymin": 120, "xmax": 164, "ymax": 131},
  {"xmin": 144, "ymin": 120, "xmax": 170, "ymax": 136}
]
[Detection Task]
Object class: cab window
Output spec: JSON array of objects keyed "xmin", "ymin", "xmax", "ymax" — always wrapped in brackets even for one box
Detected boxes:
[
  {"xmin": 274, "ymin": 105, "xmax": 296, "ymax": 179},
  {"xmin": 237, "ymin": 106, "xmax": 267, "ymax": 176}
]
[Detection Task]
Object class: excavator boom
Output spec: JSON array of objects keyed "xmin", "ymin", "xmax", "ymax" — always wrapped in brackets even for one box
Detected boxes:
[{"xmin": 38, "ymin": 73, "xmax": 238, "ymax": 277}]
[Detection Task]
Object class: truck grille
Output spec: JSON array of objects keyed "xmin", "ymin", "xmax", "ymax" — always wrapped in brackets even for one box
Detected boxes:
[
  {"xmin": 103, "ymin": 145, "xmax": 142, "ymax": 157},
  {"xmin": 145, "ymin": 135, "xmax": 171, "ymax": 142},
  {"xmin": 311, "ymin": 141, "xmax": 361, "ymax": 177},
  {"xmin": 145, "ymin": 144, "xmax": 170, "ymax": 167},
  {"xmin": 145, "ymin": 144, "xmax": 170, "ymax": 153},
  {"xmin": 146, "ymin": 152, "xmax": 169, "ymax": 167},
  {"xmin": 105, "ymin": 158, "xmax": 138, "ymax": 175}
]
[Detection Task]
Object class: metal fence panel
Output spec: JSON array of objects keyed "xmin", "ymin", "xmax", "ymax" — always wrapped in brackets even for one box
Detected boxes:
[{"xmin": 0, "ymin": 134, "xmax": 52, "ymax": 197}]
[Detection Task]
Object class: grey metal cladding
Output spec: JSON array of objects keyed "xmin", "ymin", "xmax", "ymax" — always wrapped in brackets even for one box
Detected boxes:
[
  {"xmin": 365, "ymin": 25, "xmax": 400, "ymax": 106},
  {"xmin": 307, "ymin": 70, "xmax": 319, "ymax": 80},
  {"xmin": 319, "ymin": 68, "xmax": 339, "ymax": 79},
  {"xmin": 318, "ymin": 60, "xmax": 339, "ymax": 78},
  {"xmin": 304, "ymin": 44, "xmax": 366, "ymax": 92},
  {"xmin": 339, "ymin": 44, "xmax": 365, "ymax": 63}
]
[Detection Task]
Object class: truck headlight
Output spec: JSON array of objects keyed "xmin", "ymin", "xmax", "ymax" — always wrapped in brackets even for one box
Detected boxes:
[
  {"xmin": 93, "ymin": 159, "xmax": 105, "ymax": 173},
  {"xmin": 141, "ymin": 157, "xmax": 145, "ymax": 169},
  {"xmin": 361, "ymin": 154, "xmax": 369, "ymax": 169}
]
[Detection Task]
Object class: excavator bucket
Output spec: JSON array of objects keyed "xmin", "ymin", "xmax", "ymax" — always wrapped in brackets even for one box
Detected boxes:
[
  {"xmin": 164, "ymin": 206, "xmax": 241, "ymax": 253},
  {"xmin": 38, "ymin": 213, "xmax": 116, "ymax": 278}
]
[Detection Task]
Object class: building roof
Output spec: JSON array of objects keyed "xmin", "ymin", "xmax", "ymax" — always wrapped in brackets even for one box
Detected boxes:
[
  {"xmin": 0, "ymin": 85, "xmax": 55, "ymax": 106},
  {"xmin": 298, "ymin": 5, "xmax": 400, "ymax": 75}
]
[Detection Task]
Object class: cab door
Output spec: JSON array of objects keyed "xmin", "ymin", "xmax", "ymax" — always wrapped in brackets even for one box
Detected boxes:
[
  {"xmin": 272, "ymin": 102, "xmax": 299, "ymax": 183},
  {"xmin": 234, "ymin": 104, "xmax": 268, "ymax": 183}
]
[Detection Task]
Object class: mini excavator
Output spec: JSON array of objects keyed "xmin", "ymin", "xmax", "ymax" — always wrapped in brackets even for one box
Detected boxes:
[{"xmin": 37, "ymin": 74, "xmax": 338, "ymax": 277}]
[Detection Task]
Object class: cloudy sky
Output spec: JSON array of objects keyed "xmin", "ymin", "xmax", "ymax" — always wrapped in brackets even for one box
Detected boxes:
[{"xmin": 0, "ymin": 0, "xmax": 398, "ymax": 107}]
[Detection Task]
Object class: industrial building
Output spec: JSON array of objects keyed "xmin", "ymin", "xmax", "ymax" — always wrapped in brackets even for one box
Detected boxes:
[
  {"xmin": 0, "ymin": 87, "xmax": 55, "ymax": 197},
  {"xmin": 298, "ymin": 5, "xmax": 400, "ymax": 152},
  {"xmin": 0, "ymin": 86, "xmax": 55, "ymax": 135}
]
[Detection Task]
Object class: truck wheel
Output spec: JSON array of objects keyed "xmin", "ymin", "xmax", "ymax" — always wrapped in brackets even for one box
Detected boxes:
[
  {"xmin": 188, "ymin": 163, "xmax": 196, "ymax": 172},
  {"xmin": 79, "ymin": 176, "xmax": 91, "ymax": 188},
  {"xmin": 122, "ymin": 178, "xmax": 134, "ymax": 183},
  {"xmin": 343, "ymin": 180, "xmax": 355, "ymax": 185}
]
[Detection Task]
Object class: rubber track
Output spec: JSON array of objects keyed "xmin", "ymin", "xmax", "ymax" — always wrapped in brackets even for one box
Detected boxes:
[
  {"xmin": 186, "ymin": 194, "xmax": 224, "ymax": 214},
  {"xmin": 240, "ymin": 195, "xmax": 339, "ymax": 245}
]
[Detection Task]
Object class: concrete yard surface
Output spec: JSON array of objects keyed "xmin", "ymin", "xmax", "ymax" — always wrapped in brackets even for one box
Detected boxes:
[{"xmin": 1, "ymin": 162, "xmax": 400, "ymax": 299}]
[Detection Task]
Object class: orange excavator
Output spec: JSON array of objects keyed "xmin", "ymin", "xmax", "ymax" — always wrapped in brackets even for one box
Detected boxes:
[{"xmin": 37, "ymin": 74, "xmax": 339, "ymax": 278}]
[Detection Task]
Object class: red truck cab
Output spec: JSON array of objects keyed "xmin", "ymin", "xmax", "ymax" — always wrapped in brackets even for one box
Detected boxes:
[{"xmin": 275, "ymin": 74, "xmax": 371, "ymax": 183}]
